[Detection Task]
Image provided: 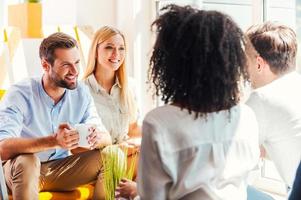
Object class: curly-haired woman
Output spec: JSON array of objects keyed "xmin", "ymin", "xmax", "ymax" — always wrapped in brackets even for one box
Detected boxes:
[{"xmin": 138, "ymin": 5, "xmax": 260, "ymax": 200}]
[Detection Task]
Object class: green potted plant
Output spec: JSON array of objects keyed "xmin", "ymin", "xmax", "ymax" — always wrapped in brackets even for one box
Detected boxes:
[
  {"xmin": 101, "ymin": 145, "xmax": 137, "ymax": 200},
  {"xmin": 27, "ymin": 0, "xmax": 41, "ymax": 2}
]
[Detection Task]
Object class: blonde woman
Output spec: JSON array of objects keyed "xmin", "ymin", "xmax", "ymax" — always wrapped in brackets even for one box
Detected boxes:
[{"xmin": 83, "ymin": 26, "xmax": 140, "ymax": 147}]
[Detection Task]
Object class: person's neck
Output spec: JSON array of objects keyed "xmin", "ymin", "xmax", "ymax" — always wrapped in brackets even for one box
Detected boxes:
[
  {"xmin": 253, "ymin": 63, "xmax": 290, "ymax": 89},
  {"xmin": 258, "ymin": 74, "xmax": 277, "ymax": 89},
  {"xmin": 42, "ymin": 75, "xmax": 65, "ymax": 104},
  {"xmin": 94, "ymin": 65, "xmax": 116, "ymax": 94}
]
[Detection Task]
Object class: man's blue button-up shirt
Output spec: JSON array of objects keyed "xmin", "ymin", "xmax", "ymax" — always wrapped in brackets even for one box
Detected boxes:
[{"xmin": 0, "ymin": 77, "xmax": 106, "ymax": 162}]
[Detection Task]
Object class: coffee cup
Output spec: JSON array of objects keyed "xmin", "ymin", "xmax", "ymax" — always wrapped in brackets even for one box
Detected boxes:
[{"xmin": 74, "ymin": 124, "xmax": 94, "ymax": 148}]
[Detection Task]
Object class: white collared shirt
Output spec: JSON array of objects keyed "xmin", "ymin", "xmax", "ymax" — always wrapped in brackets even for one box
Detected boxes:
[
  {"xmin": 85, "ymin": 74, "xmax": 137, "ymax": 144},
  {"xmin": 246, "ymin": 71, "xmax": 301, "ymax": 187},
  {"xmin": 138, "ymin": 104, "xmax": 259, "ymax": 200}
]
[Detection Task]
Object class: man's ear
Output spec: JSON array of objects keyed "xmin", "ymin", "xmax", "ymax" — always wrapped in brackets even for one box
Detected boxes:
[
  {"xmin": 41, "ymin": 58, "xmax": 51, "ymax": 72},
  {"xmin": 256, "ymin": 56, "xmax": 266, "ymax": 72}
]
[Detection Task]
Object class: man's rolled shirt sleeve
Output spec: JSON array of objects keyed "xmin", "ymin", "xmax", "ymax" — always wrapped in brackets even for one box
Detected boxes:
[{"xmin": 0, "ymin": 88, "xmax": 26, "ymax": 140}]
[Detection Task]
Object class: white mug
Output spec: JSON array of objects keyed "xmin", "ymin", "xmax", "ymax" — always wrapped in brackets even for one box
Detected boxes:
[{"xmin": 74, "ymin": 124, "xmax": 95, "ymax": 148}]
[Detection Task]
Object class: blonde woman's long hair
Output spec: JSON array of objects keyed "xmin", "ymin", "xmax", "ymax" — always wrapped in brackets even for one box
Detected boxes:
[{"xmin": 83, "ymin": 26, "xmax": 137, "ymax": 122}]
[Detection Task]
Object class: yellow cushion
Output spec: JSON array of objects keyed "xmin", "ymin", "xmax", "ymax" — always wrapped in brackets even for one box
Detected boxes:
[
  {"xmin": 0, "ymin": 89, "xmax": 5, "ymax": 100},
  {"xmin": 9, "ymin": 184, "xmax": 94, "ymax": 200}
]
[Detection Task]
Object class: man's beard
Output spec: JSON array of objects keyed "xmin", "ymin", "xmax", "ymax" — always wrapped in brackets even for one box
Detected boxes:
[{"xmin": 50, "ymin": 71, "xmax": 77, "ymax": 90}]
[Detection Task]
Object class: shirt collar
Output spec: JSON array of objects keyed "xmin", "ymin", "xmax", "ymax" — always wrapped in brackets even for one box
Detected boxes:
[
  {"xmin": 114, "ymin": 76, "xmax": 121, "ymax": 88},
  {"xmin": 87, "ymin": 74, "xmax": 103, "ymax": 93},
  {"xmin": 38, "ymin": 76, "xmax": 67, "ymax": 107},
  {"xmin": 87, "ymin": 74, "xmax": 121, "ymax": 94}
]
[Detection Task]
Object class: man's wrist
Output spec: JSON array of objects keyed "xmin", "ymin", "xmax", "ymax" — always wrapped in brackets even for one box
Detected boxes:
[{"xmin": 47, "ymin": 133, "xmax": 58, "ymax": 148}]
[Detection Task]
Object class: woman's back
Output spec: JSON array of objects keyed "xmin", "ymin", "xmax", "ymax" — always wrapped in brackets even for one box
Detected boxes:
[
  {"xmin": 139, "ymin": 4, "xmax": 259, "ymax": 200},
  {"xmin": 138, "ymin": 104, "xmax": 259, "ymax": 199}
]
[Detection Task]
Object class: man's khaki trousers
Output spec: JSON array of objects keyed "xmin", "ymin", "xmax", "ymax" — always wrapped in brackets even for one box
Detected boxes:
[{"xmin": 3, "ymin": 150, "xmax": 105, "ymax": 200}]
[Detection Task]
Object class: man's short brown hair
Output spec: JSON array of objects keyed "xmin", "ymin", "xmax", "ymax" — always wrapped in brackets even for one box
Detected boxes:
[
  {"xmin": 39, "ymin": 32, "xmax": 78, "ymax": 65},
  {"xmin": 246, "ymin": 21, "xmax": 297, "ymax": 74}
]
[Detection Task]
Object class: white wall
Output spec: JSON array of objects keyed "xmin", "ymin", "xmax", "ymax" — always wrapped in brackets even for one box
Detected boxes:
[
  {"xmin": 43, "ymin": 0, "xmax": 77, "ymax": 26},
  {"xmin": 43, "ymin": 0, "xmax": 117, "ymax": 30},
  {"xmin": 202, "ymin": 0, "xmax": 253, "ymax": 30},
  {"xmin": 22, "ymin": 39, "xmax": 43, "ymax": 77},
  {"xmin": 76, "ymin": 0, "xmax": 116, "ymax": 30},
  {"xmin": 266, "ymin": 0, "xmax": 296, "ymax": 29},
  {"xmin": 116, "ymin": 0, "xmax": 157, "ymax": 116},
  {"xmin": 157, "ymin": 0, "xmax": 254, "ymax": 30},
  {"xmin": 0, "ymin": 1, "xmax": 5, "ymax": 28},
  {"xmin": 157, "ymin": 0, "xmax": 296, "ymax": 30}
]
